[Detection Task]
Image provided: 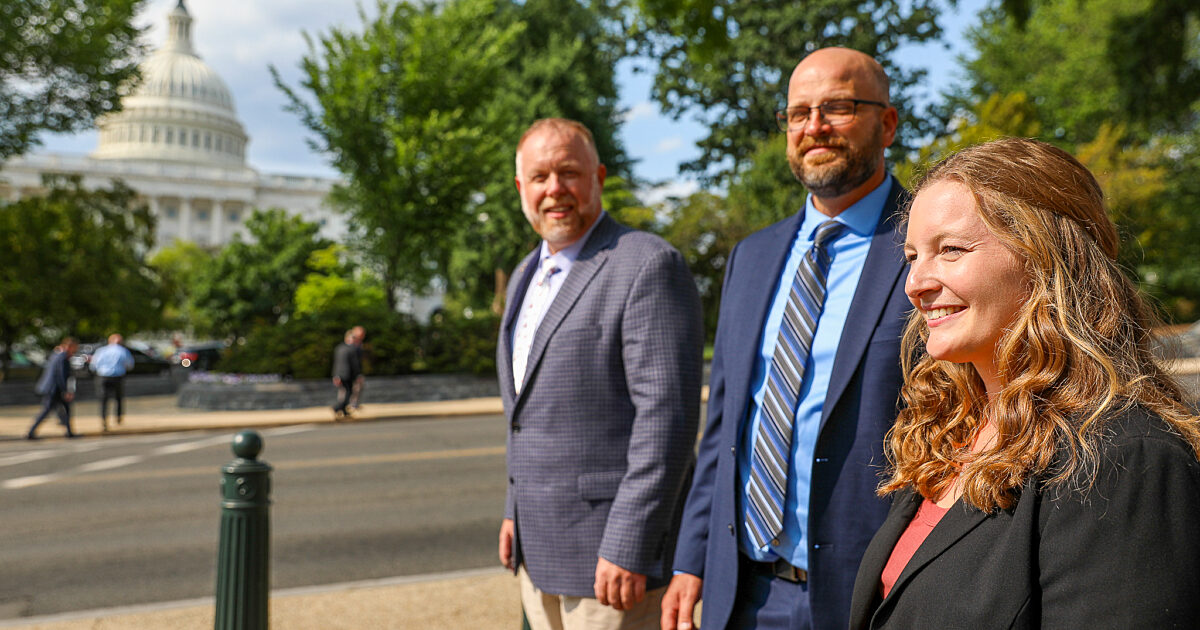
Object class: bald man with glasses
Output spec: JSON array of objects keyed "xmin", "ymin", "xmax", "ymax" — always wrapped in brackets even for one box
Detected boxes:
[{"xmin": 662, "ymin": 47, "xmax": 911, "ymax": 630}]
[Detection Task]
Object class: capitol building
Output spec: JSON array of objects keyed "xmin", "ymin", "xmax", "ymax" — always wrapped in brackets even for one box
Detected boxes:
[{"xmin": 0, "ymin": 0, "xmax": 343, "ymax": 248}]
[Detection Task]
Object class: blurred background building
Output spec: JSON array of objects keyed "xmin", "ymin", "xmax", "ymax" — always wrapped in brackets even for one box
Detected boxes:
[{"xmin": 0, "ymin": 1, "xmax": 342, "ymax": 249}]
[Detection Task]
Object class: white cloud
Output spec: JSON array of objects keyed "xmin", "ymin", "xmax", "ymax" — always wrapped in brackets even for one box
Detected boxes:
[
  {"xmin": 637, "ymin": 179, "xmax": 701, "ymax": 206},
  {"xmin": 622, "ymin": 101, "xmax": 658, "ymax": 123},
  {"xmin": 653, "ymin": 137, "xmax": 684, "ymax": 154}
]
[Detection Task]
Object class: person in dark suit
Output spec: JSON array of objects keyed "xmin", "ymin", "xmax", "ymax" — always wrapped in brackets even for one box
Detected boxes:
[
  {"xmin": 498, "ymin": 118, "xmax": 704, "ymax": 630},
  {"xmin": 848, "ymin": 137, "xmax": 1200, "ymax": 629},
  {"xmin": 28, "ymin": 337, "xmax": 79, "ymax": 439},
  {"xmin": 330, "ymin": 327, "xmax": 363, "ymax": 420},
  {"xmin": 663, "ymin": 48, "xmax": 909, "ymax": 630}
]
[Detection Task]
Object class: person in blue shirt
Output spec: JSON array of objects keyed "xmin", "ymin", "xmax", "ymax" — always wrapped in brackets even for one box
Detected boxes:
[
  {"xmin": 663, "ymin": 48, "xmax": 910, "ymax": 630},
  {"xmin": 28, "ymin": 337, "xmax": 79, "ymax": 440},
  {"xmin": 90, "ymin": 333, "xmax": 134, "ymax": 431}
]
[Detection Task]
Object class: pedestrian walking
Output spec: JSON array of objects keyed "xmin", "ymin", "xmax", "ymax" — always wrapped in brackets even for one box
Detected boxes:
[
  {"xmin": 331, "ymin": 327, "xmax": 364, "ymax": 420},
  {"xmin": 90, "ymin": 333, "xmax": 134, "ymax": 431},
  {"xmin": 28, "ymin": 338, "xmax": 79, "ymax": 439}
]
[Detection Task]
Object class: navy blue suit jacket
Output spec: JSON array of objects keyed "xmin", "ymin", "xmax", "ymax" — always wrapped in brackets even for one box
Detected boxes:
[
  {"xmin": 500, "ymin": 214, "xmax": 705, "ymax": 597},
  {"xmin": 35, "ymin": 350, "xmax": 71, "ymax": 397},
  {"xmin": 673, "ymin": 180, "xmax": 911, "ymax": 630}
]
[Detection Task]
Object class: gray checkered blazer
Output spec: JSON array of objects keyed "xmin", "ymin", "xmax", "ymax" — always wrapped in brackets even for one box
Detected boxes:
[{"xmin": 499, "ymin": 214, "xmax": 704, "ymax": 597}]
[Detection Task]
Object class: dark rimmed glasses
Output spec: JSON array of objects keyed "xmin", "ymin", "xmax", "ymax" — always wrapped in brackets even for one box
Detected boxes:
[{"xmin": 775, "ymin": 99, "xmax": 887, "ymax": 131}]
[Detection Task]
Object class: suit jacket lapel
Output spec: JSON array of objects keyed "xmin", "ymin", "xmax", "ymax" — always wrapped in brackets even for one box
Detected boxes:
[
  {"xmin": 851, "ymin": 489, "xmax": 920, "ymax": 620},
  {"xmin": 870, "ymin": 495, "xmax": 991, "ymax": 626},
  {"xmin": 501, "ymin": 248, "xmax": 540, "ymax": 397},
  {"xmin": 822, "ymin": 180, "xmax": 908, "ymax": 428},
  {"xmin": 722, "ymin": 213, "xmax": 803, "ymax": 434},
  {"xmin": 515, "ymin": 215, "xmax": 618, "ymax": 404}
]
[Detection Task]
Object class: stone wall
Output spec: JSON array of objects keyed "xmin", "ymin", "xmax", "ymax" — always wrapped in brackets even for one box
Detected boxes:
[
  {"xmin": 0, "ymin": 372, "xmax": 180, "ymax": 406},
  {"xmin": 176, "ymin": 374, "xmax": 499, "ymax": 411}
]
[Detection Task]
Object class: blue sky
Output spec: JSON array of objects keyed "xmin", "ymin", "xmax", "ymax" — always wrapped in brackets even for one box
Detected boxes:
[{"xmin": 36, "ymin": 0, "xmax": 988, "ymax": 202}]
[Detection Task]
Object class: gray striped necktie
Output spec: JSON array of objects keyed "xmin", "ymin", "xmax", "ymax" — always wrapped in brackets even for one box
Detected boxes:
[{"xmin": 745, "ymin": 220, "xmax": 845, "ymax": 549}]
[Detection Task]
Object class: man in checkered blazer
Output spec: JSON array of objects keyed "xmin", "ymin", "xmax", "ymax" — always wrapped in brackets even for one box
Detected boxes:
[{"xmin": 498, "ymin": 118, "xmax": 704, "ymax": 630}]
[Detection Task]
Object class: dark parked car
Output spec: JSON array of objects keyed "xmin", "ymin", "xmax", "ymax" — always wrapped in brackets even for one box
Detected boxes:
[
  {"xmin": 71, "ymin": 343, "xmax": 172, "ymax": 377},
  {"xmin": 171, "ymin": 342, "xmax": 226, "ymax": 371}
]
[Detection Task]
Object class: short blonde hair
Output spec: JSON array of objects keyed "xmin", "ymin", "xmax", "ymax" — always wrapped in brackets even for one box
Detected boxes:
[{"xmin": 514, "ymin": 118, "xmax": 600, "ymax": 173}]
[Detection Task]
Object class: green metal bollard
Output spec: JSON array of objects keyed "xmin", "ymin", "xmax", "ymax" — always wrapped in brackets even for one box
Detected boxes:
[{"xmin": 214, "ymin": 430, "xmax": 272, "ymax": 630}]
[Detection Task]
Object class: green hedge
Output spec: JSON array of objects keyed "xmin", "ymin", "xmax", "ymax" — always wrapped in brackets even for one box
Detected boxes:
[{"xmin": 220, "ymin": 311, "xmax": 499, "ymax": 379}]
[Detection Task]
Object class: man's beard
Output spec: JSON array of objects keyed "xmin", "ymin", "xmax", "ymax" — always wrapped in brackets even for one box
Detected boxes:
[{"xmin": 788, "ymin": 129, "xmax": 883, "ymax": 198}]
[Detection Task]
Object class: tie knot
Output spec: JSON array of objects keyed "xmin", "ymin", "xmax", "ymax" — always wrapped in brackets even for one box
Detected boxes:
[
  {"xmin": 813, "ymin": 220, "xmax": 845, "ymax": 250},
  {"xmin": 537, "ymin": 258, "xmax": 559, "ymax": 285}
]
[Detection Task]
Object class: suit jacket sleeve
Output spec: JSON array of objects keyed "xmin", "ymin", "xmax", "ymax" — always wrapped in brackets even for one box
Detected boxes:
[
  {"xmin": 1037, "ymin": 429, "xmax": 1200, "ymax": 627},
  {"xmin": 671, "ymin": 240, "xmax": 742, "ymax": 577},
  {"xmin": 597, "ymin": 246, "xmax": 704, "ymax": 576}
]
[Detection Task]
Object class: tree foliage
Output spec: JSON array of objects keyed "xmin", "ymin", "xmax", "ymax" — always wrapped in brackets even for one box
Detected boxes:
[
  {"xmin": 957, "ymin": 0, "xmax": 1200, "ymax": 320},
  {"xmin": 446, "ymin": 0, "xmax": 631, "ymax": 314},
  {"xmin": 277, "ymin": 0, "xmax": 631, "ymax": 315},
  {"xmin": 188, "ymin": 209, "xmax": 331, "ymax": 339},
  {"xmin": 0, "ymin": 0, "xmax": 145, "ymax": 159},
  {"xmin": 634, "ymin": 0, "xmax": 955, "ymax": 180},
  {"xmin": 0, "ymin": 175, "xmax": 161, "ymax": 352},
  {"xmin": 273, "ymin": 0, "xmax": 523, "ymax": 311},
  {"xmin": 996, "ymin": 0, "xmax": 1199, "ymax": 132}
]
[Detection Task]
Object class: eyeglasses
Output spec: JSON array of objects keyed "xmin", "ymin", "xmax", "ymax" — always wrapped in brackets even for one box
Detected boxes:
[{"xmin": 774, "ymin": 99, "xmax": 887, "ymax": 131}]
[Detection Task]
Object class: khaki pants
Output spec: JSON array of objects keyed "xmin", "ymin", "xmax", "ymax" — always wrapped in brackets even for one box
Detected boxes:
[{"xmin": 519, "ymin": 566, "xmax": 666, "ymax": 630}]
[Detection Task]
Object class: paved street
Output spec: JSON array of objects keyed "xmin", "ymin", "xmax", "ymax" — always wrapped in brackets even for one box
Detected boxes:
[{"xmin": 0, "ymin": 415, "xmax": 508, "ymax": 620}]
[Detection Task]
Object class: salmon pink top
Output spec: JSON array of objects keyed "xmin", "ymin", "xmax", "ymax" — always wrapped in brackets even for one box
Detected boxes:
[{"xmin": 880, "ymin": 498, "xmax": 949, "ymax": 598}]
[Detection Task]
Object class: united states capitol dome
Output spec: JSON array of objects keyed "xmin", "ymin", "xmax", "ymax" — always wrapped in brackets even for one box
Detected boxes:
[{"xmin": 92, "ymin": 0, "xmax": 249, "ymax": 168}]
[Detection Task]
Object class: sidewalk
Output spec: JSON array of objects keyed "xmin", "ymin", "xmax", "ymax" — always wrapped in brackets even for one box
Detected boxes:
[
  {"xmin": 0, "ymin": 393, "xmax": 505, "ymax": 441},
  {"xmin": 0, "ymin": 394, "xmax": 521, "ymax": 629},
  {"xmin": 0, "ymin": 568, "xmax": 521, "ymax": 629}
]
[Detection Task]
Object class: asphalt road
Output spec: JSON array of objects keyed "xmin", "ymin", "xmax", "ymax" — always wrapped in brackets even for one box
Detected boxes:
[{"xmin": 0, "ymin": 415, "xmax": 508, "ymax": 619}]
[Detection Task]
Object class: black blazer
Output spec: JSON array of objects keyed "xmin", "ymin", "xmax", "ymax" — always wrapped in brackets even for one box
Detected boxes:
[{"xmin": 850, "ymin": 406, "xmax": 1200, "ymax": 629}]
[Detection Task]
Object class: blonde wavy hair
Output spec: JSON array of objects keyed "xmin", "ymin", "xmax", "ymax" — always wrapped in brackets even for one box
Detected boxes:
[{"xmin": 880, "ymin": 137, "xmax": 1200, "ymax": 511}]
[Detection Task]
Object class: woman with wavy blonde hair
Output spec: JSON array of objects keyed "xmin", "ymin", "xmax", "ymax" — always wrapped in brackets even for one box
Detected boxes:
[{"xmin": 848, "ymin": 137, "xmax": 1200, "ymax": 629}]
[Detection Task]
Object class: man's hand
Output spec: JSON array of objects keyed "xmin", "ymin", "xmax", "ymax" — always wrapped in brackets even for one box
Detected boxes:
[
  {"xmin": 594, "ymin": 557, "xmax": 647, "ymax": 611},
  {"xmin": 332, "ymin": 377, "xmax": 342, "ymax": 387},
  {"xmin": 661, "ymin": 572, "xmax": 703, "ymax": 630},
  {"xmin": 64, "ymin": 392, "xmax": 74, "ymax": 403},
  {"xmin": 498, "ymin": 518, "xmax": 516, "ymax": 570}
]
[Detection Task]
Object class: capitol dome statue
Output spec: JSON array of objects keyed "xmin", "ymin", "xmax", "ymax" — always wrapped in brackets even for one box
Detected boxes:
[{"xmin": 91, "ymin": 0, "xmax": 249, "ymax": 168}]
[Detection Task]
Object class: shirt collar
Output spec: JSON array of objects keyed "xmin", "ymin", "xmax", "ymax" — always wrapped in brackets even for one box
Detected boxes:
[
  {"xmin": 800, "ymin": 174, "xmax": 891, "ymax": 240},
  {"xmin": 537, "ymin": 211, "xmax": 606, "ymax": 272}
]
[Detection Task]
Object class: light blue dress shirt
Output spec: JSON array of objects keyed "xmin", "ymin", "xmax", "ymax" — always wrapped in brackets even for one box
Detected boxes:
[
  {"xmin": 510, "ymin": 212, "xmax": 606, "ymax": 350},
  {"xmin": 90, "ymin": 343, "xmax": 134, "ymax": 377},
  {"xmin": 736, "ymin": 176, "xmax": 891, "ymax": 568}
]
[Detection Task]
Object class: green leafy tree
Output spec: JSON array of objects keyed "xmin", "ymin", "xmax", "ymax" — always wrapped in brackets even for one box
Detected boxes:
[
  {"xmin": 957, "ymin": 0, "xmax": 1200, "ymax": 320},
  {"xmin": 0, "ymin": 0, "xmax": 145, "ymax": 159},
  {"xmin": 894, "ymin": 92, "xmax": 1043, "ymax": 187},
  {"xmin": 995, "ymin": 0, "xmax": 1199, "ymax": 131},
  {"xmin": 293, "ymin": 244, "xmax": 391, "ymax": 323},
  {"xmin": 634, "ymin": 0, "xmax": 954, "ymax": 180},
  {"xmin": 189, "ymin": 209, "xmax": 331, "ymax": 339},
  {"xmin": 417, "ymin": 0, "xmax": 631, "ymax": 314},
  {"xmin": 273, "ymin": 0, "xmax": 524, "ymax": 311},
  {"xmin": 0, "ymin": 176, "xmax": 161, "ymax": 364},
  {"xmin": 149, "ymin": 239, "xmax": 215, "ymax": 333}
]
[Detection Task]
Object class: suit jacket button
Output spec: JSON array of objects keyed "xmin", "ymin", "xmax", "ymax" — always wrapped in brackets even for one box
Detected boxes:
[
  {"xmin": 727, "ymin": 524, "xmax": 734, "ymax": 534},
  {"xmin": 511, "ymin": 423, "xmax": 521, "ymax": 432},
  {"xmin": 730, "ymin": 446, "xmax": 735, "ymax": 454}
]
